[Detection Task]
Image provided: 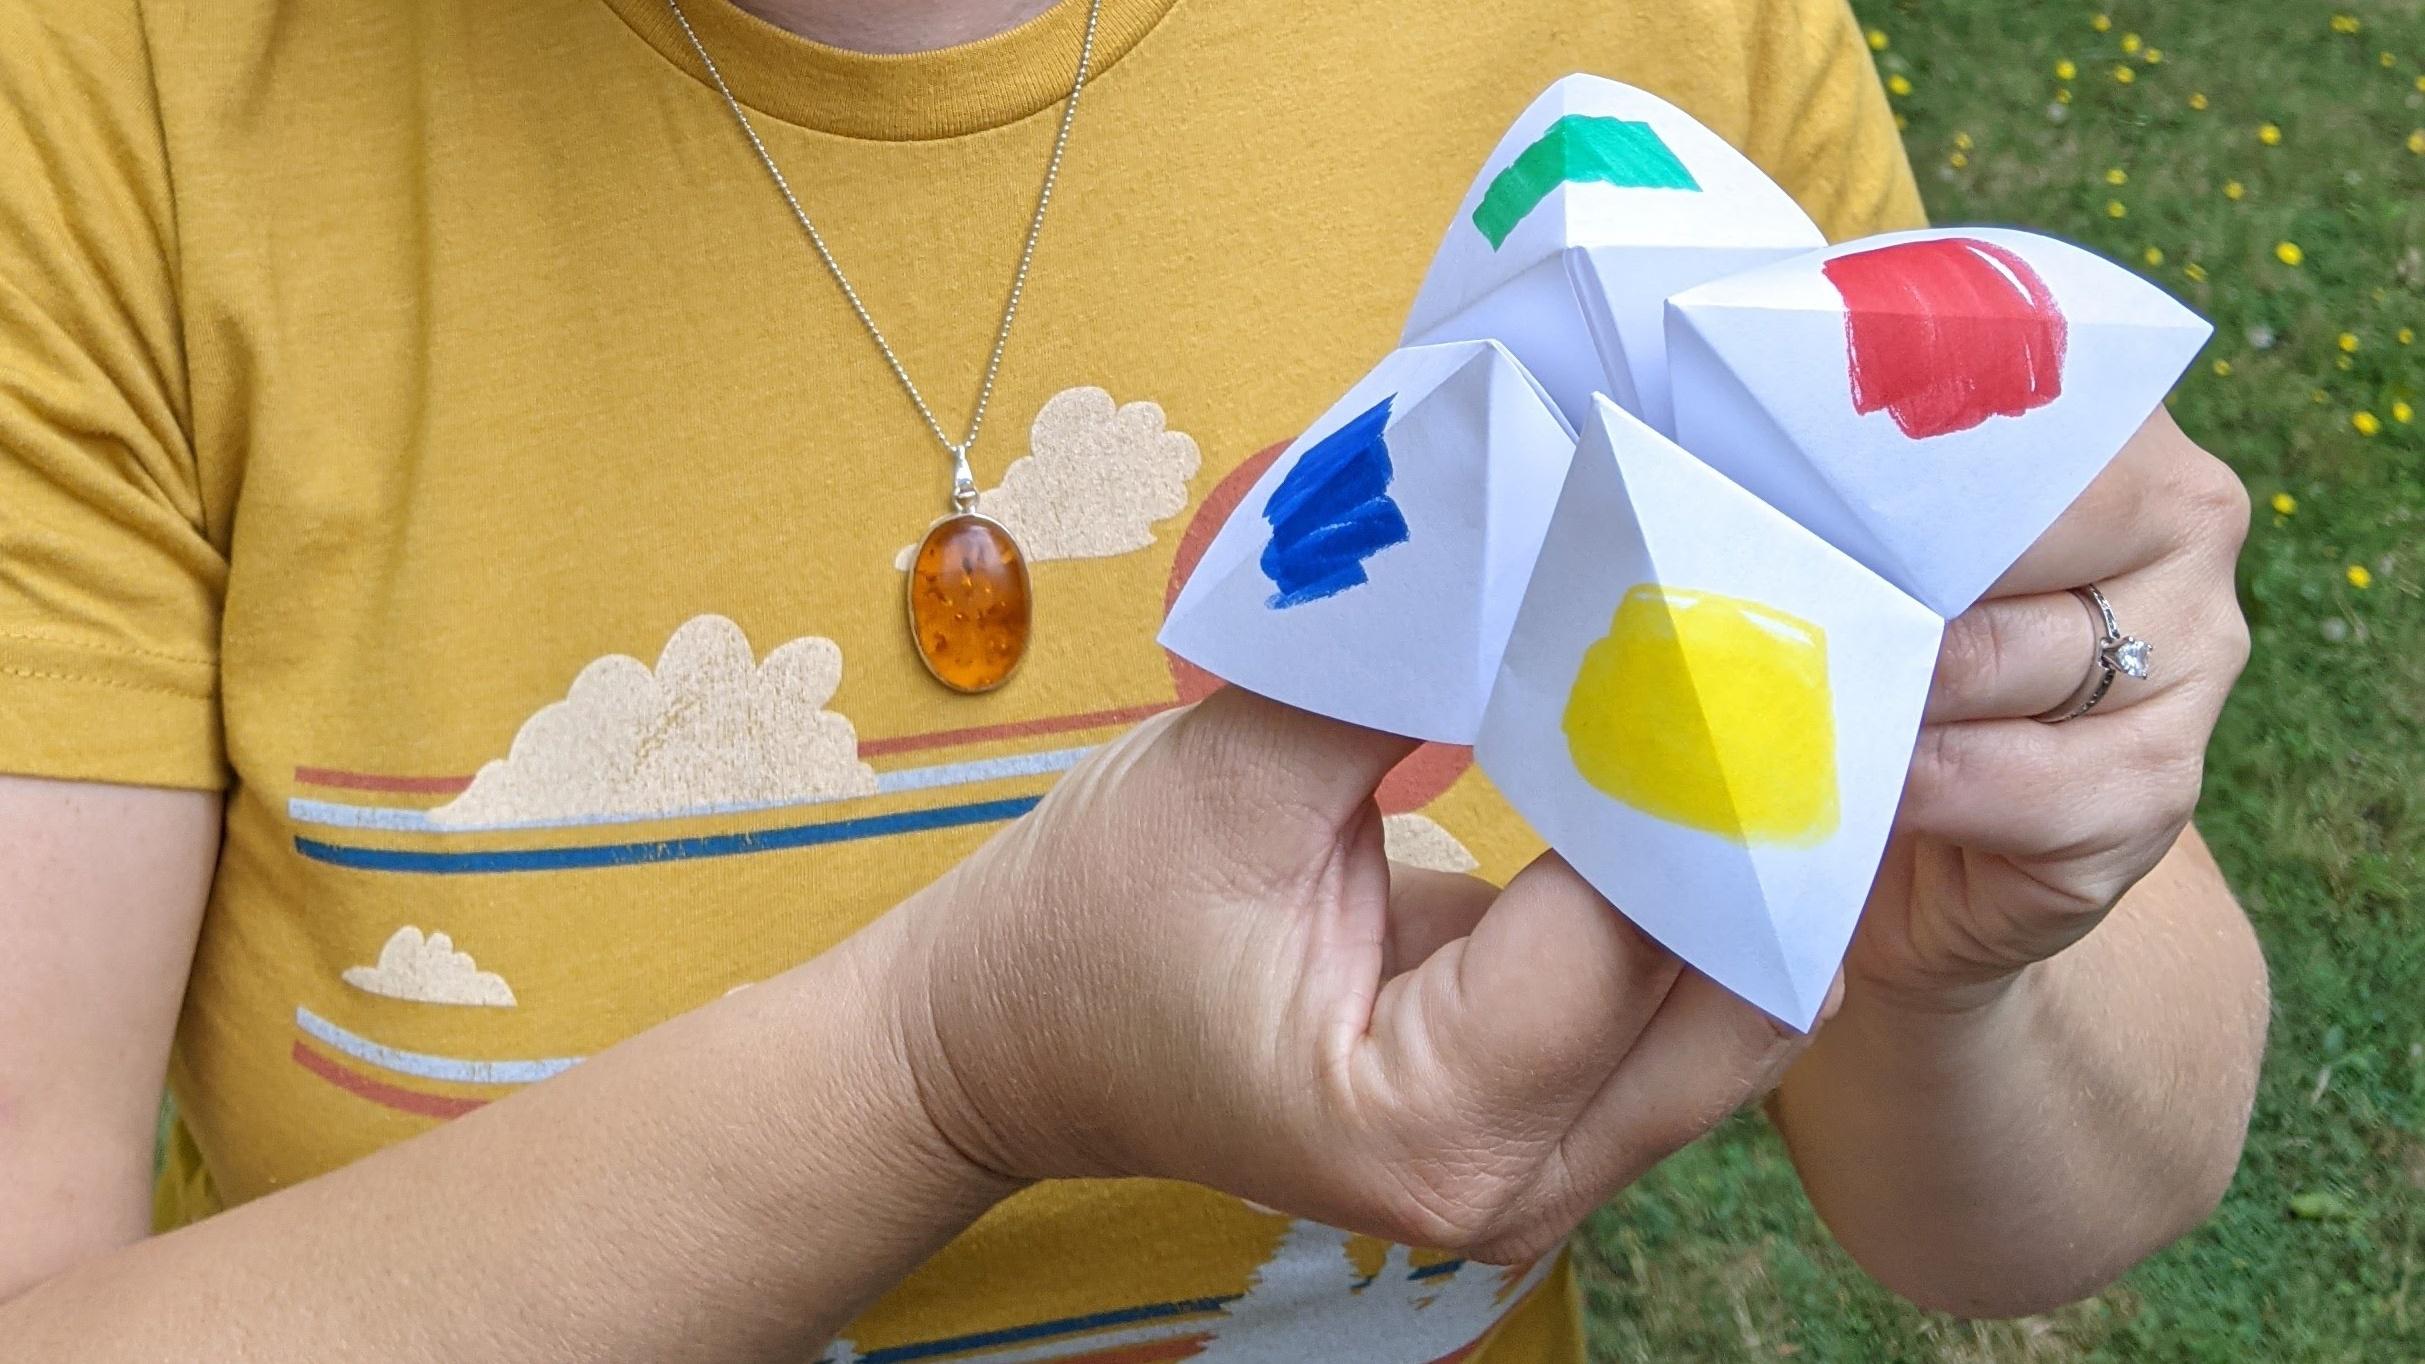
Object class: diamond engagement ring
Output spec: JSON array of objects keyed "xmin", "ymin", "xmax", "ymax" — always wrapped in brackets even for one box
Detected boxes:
[{"xmin": 2035, "ymin": 583, "xmax": 2152, "ymax": 723}]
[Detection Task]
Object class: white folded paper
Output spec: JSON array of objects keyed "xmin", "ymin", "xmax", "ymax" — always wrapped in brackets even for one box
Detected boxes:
[
  {"xmin": 1668, "ymin": 228, "xmax": 2212, "ymax": 617},
  {"xmin": 1400, "ymin": 74, "xmax": 1826, "ymax": 436},
  {"xmin": 1158, "ymin": 340, "xmax": 1576, "ymax": 743},
  {"xmin": 1159, "ymin": 76, "xmax": 2211, "ymax": 1030},
  {"xmin": 1477, "ymin": 398, "xmax": 1942, "ymax": 1027}
]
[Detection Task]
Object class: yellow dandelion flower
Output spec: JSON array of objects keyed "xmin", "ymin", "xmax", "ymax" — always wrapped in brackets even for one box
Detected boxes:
[
  {"xmin": 2258, "ymin": 122, "xmax": 2283, "ymax": 145},
  {"xmin": 2346, "ymin": 565, "xmax": 2373, "ymax": 590},
  {"xmin": 2270, "ymin": 491, "xmax": 2296, "ymax": 516},
  {"xmin": 2184, "ymin": 262, "xmax": 2209, "ymax": 282},
  {"xmin": 2399, "ymin": 328, "xmax": 2416, "ymax": 345},
  {"xmin": 2143, "ymin": 47, "xmax": 2163, "ymax": 64},
  {"xmin": 2113, "ymin": 64, "xmax": 2136, "ymax": 84},
  {"xmin": 2189, "ymin": 91, "xmax": 2209, "ymax": 110},
  {"xmin": 2120, "ymin": 32, "xmax": 2142, "ymax": 53},
  {"xmin": 2408, "ymin": 129, "xmax": 2425, "ymax": 155},
  {"xmin": 2055, "ymin": 58, "xmax": 2078, "ymax": 80},
  {"xmin": 2105, "ymin": 166, "xmax": 2129, "ymax": 185},
  {"xmin": 2394, "ymin": 401, "xmax": 2415, "ymax": 424},
  {"xmin": 1949, "ymin": 151, "xmax": 1969, "ymax": 168},
  {"xmin": 2329, "ymin": 14, "xmax": 2360, "ymax": 34},
  {"xmin": 2382, "ymin": 51, "xmax": 2398, "ymax": 68},
  {"xmin": 2224, "ymin": 180, "xmax": 2246, "ymax": 200},
  {"xmin": 2056, "ymin": 87, "xmax": 2074, "ymax": 104},
  {"xmin": 2107, "ymin": 199, "xmax": 2129, "ymax": 219},
  {"xmin": 1887, "ymin": 72, "xmax": 1913, "ymax": 96},
  {"xmin": 2338, "ymin": 332, "xmax": 2360, "ymax": 353},
  {"xmin": 2143, "ymin": 246, "xmax": 2164, "ymax": 266},
  {"xmin": 2212, "ymin": 358, "xmax": 2233, "ymax": 376},
  {"xmin": 2091, "ymin": 13, "xmax": 2112, "ymax": 32},
  {"xmin": 2416, "ymin": 75, "xmax": 2425, "ymax": 93},
  {"xmin": 1954, "ymin": 130, "xmax": 1974, "ymax": 150},
  {"xmin": 2275, "ymin": 240, "xmax": 2304, "ymax": 265},
  {"xmin": 2337, "ymin": 354, "xmax": 2356, "ymax": 371},
  {"xmin": 2353, "ymin": 411, "xmax": 2382, "ymax": 436},
  {"xmin": 1866, "ymin": 26, "xmax": 1889, "ymax": 50}
]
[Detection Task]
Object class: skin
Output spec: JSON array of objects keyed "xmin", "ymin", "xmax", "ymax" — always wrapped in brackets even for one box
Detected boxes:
[
  {"xmin": 0, "ymin": 1, "xmax": 2268, "ymax": 1355},
  {"xmin": 731, "ymin": 0, "xmax": 1059, "ymax": 52}
]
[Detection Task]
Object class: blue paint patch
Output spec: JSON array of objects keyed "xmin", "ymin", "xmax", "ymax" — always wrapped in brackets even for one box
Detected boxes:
[{"xmin": 1261, "ymin": 396, "xmax": 1410, "ymax": 608}]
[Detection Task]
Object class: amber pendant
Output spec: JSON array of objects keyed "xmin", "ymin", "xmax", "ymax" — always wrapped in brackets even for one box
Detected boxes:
[{"xmin": 906, "ymin": 512, "xmax": 1031, "ymax": 693}]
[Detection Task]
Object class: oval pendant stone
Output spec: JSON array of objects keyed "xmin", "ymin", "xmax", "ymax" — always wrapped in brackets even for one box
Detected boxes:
[{"xmin": 907, "ymin": 513, "xmax": 1031, "ymax": 693}]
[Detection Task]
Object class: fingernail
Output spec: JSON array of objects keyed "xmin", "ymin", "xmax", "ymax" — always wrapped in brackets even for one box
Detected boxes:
[{"xmin": 1820, "ymin": 971, "xmax": 1848, "ymax": 1023}]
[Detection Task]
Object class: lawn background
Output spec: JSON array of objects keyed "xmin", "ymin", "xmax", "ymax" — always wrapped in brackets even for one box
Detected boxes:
[{"xmin": 1574, "ymin": 3, "xmax": 2424, "ymax": 1359}]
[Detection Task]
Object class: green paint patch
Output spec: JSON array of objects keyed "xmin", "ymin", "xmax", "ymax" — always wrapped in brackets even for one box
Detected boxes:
[{"xmin": 1470, "ymin": 115, "xmax": 1699, "ymax": 248}]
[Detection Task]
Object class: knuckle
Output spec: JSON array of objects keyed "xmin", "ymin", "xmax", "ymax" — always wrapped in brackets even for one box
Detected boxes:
[
  {"xmin": 2172, "ymin": 448, "xmax": 2253, "ymax": 555},
  {"xmin": 2213, "ymin": 597, "xmax": 2253, "ymax": 684},
  {"xmin": 2153, "ymin": 751, "xmax": 2208, "ymax": 833},
  {"xmin": 2116, "ymin": 730, "xmax": 2206, "ymax": 841},
  {"xmin": 1905, "ymin": 722, "xmax": 1981, "ymax": 810},
  {"xmin": 1934, "ymin": 609, "xmax": 2004, "ymax": 708}
]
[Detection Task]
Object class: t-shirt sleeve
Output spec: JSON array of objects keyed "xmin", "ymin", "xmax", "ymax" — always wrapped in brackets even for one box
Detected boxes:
[
  {"xmin": 1735, "ymin": 0, "xmax": 1930, "ymax": 240},
  {"xmin": 0, "ymin": 1, "xmax": 228, "ymax": 790}
]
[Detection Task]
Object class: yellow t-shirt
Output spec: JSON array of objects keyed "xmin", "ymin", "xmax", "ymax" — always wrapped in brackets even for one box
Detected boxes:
[{"xmin": 0, "ymin": 0, "xmax": 1920, "ymax": 1356}]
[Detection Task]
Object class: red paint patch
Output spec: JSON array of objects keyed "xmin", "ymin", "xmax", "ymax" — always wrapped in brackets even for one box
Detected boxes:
[
  {"xmin": 1163, "ymin": 439, "xmax": 1472, "ymax": 814},
  {"xmin": 1821, "ymin": 237, "xmax": 2067, "ymax": 439}
]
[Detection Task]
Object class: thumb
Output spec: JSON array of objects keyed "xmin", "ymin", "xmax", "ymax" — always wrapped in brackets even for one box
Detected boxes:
[
  {"xmin": 1176, "ymin": 686, "xmax": 1422, "ymax": 828},
  {"xmin": 1376, "ymin": 851, "xmax": 1681, "ymax": 1116}
]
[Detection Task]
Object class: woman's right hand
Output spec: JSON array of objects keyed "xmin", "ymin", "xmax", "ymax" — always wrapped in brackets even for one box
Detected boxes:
[{"xmin": 889, "ymin": 687, "xmax": 1836, "ymax": 1266}]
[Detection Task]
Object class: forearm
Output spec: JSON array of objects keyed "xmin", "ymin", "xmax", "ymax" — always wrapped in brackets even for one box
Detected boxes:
[
  {"xmin": 0, "ymin": 910, "xmax": 1013, "ymax": 1362},
  {"xmin": 1771, "ymin": 828, "xmax": 2269, "ymax": 1317}
]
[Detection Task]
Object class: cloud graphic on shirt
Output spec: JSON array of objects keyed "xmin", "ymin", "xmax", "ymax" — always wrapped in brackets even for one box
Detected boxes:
[
  {"xmin": 342, "ymin": 926, "xmax": 517, "ymax": 1008},
  {"xmin": 430, "ymin": 614, "xmax": 876, "ymax": 827},
  {"xmin": 1186, "ymin": 1219, "xmax": 1545, "ymax": 1362},
  {"xmin": 894, "ymin": 386, "xmax": 1202, "ymax": 569},
  {"xmin": 1382, "ymin": 812, "xmax": 1481, "ymax": 874}
]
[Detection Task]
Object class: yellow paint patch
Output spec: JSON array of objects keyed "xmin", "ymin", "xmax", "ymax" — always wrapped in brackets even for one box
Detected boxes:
[{"xmin": 1562, "ymin": 586, "xmax": 1837, "ymax": 845}]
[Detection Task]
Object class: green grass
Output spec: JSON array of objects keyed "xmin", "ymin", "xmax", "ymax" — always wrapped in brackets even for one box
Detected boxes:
[{"xmin": 1576, "ymin": 2, "xmax": 2425, "ymax": 1359}]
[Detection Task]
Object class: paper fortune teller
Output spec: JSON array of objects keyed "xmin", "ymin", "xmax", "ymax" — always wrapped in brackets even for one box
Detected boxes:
[
  {"xmin": 1400, "ymin": 74, "xmax": 1826, "ymax": 437},
  {"xmin": 1158, "ymin": 339, "xmax": 1575, "ymax": 743},
  {"xmin": 1476, "ymin": 398, "xmax": 1943, "ymax": 1028},
  {"xmin": 1161, "ymin": 75, "xmax": 2213, "ymax": 1029},
  {"xmin": 1667, "ymin": 228, "xmax": 2213, "ymax": 618}
]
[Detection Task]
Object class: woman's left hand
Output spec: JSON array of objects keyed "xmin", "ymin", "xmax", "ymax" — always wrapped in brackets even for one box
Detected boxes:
[{"xmin": 1854, "ymin": 407, "xmax": 2252, "ymax": 1010}]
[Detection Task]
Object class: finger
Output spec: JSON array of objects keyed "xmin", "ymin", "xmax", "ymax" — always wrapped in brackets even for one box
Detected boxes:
[
  {"xmin": 1986, "ymin": 408, "xmax": 2179, "ymax": 598},
  {"xmin": 1927, "ymin": 587, "xmax": 2103, "ymax": 723},
  {"xmin": 1381, "ymin": 866, "xmax": 1498, "ymax": 977},
  {"xmin": 1934, "ymin": 548, "xmax": 2224, "ymax": 722},
  {"xmin": 1179, "ymin": 686, "xmax": 1423, "ymax": 826},
  {"xmin": 1897, "ymin": 700, "xmax": 2212, "ymax": 903},
  {"xmin": 1370, "ymin": 851, "xmax": 1681, "ymax": 1117},
  {"xmin": 1547, "ymin": 968, "xmax": 1830, "ymax": 1208}
]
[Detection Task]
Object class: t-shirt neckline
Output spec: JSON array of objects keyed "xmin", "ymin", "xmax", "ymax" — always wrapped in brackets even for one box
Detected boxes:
[{"xmin": 601, "ymin": 0, "xmax": 1183, "ymax": 141}]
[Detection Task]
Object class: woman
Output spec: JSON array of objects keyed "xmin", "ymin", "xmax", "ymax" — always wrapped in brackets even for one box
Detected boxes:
[{"xmin": 0, "ymin": 0, "xmax": 2268, "ymax": 1358}]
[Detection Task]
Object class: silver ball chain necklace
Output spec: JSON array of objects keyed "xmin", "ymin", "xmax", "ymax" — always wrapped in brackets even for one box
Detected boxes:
[{"xmin": 665, "ymin": 0, "xmax": 1107, "ymax": 693}]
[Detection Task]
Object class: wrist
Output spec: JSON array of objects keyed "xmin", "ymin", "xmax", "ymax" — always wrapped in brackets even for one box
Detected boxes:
[
  {"xmin": 761, "ymin": 909, "xmax": 1026, "ymax": 1226},
  {"xmin": 1830, "ymin": 956, "xmax": 2052, "ymax": 1080}
]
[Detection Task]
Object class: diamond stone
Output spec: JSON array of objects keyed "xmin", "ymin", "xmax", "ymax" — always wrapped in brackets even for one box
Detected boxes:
[{"xmin": 2110, "ymin": 636, "xmax": 2153, "ymax": 679}]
